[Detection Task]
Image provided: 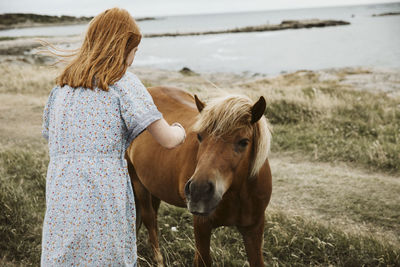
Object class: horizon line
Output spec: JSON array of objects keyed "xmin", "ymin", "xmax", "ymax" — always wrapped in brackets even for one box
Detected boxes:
[{"xmin": 0, "ymin": 1, "xmax": 399, "ymax": 18}]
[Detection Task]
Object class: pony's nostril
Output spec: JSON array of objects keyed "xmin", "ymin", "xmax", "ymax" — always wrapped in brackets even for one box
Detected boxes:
[{"xmin": 206, "ymin": 181, "xmax": 214, "ymax": 195}]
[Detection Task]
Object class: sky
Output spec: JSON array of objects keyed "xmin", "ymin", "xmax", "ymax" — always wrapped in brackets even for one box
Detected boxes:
[{"xmin": 1, "ymin": 0, "xmax": 399, "ymax": 17}]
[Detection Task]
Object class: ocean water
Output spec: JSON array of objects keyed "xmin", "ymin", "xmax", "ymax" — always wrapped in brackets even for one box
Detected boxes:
[{"xmin": 2, "ymin": 2, "xmax": 400, "ymax": 74}]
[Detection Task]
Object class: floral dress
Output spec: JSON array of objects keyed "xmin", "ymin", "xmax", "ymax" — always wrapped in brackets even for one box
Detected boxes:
[{"xmin": 41, "ymin": 72, "xmax": 162, "ymax": 266}]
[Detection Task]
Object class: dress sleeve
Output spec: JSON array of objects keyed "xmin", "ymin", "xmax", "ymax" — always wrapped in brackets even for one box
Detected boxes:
[
  {"xmin": 42, "ymin": 86, "xmax": 58, "ymax": 141},
  {"xmin": 117, "ymin": 72, "xmax": 163, "ymax": 144}
]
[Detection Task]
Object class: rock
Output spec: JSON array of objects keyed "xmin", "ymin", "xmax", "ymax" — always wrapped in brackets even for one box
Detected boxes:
[
  {"xmin": 145, "ymin": 19, "xmax": 350, "ymax": 38},
  {"xmin": 179, "ymin": 67, "xmax": 197, "ymax": 76},
  {"xmin": 372, "ymin": 12, "xmax": 400, "ymax": 17}
]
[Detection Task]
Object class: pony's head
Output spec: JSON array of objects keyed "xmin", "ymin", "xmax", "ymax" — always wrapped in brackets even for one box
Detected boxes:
[{"xmin": 184, "ymin": 94, "xmax": 271, "ymax": 216}]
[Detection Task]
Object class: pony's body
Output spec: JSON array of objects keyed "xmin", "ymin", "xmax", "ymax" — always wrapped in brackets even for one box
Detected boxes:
[{"xmin": 126, "ymin": 87, "xmax": 272, "ymax": 267}]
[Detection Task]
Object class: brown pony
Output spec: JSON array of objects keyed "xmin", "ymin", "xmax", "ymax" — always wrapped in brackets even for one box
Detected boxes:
[{"xmin": 125, "ymin": 86, "xmax": 272, "ymax": 267}]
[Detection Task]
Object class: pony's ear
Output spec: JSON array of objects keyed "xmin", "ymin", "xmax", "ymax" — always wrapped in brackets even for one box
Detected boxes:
[
  {"xmin": 194, "ymin": 95, "xmax": 205, "ymax": 113},
  {"xmin": 251, "ymin": 96, "xmax": 266, "ymax": 123}
]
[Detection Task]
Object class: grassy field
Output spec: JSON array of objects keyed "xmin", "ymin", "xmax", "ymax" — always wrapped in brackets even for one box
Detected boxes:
[
  {"xmin": 239, "ymin": 70, "xmax": 400, "ymax": 174},
  {"xmin": 0, "ymin": 58, "xmax": 399, "ymax": 266}
]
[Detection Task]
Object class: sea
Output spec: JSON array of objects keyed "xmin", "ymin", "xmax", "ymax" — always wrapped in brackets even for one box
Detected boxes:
[{"xmin": 1, "ymin": 2, "xmax": 400, "ymax": 74}]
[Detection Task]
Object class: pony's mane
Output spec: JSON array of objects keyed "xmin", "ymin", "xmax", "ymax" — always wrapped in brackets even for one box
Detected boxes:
[{"xmin": 192, "ymin": 94, "xmax": 271, "ymax": 177}]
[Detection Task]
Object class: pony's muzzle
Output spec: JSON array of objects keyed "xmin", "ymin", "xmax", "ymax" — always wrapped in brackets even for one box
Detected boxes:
[
  {"xmin": 184, "ymin": 178, "xmax": 219, "ymax": 216},
  {"xmin": 185, "ymin": 178, "xmax": 215, "ymax": 202}
]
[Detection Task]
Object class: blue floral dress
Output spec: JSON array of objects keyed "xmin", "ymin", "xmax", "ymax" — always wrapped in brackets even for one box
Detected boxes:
[{"xmin": 41, "ymin": 72, "xmax": 162, "ymax": 266}]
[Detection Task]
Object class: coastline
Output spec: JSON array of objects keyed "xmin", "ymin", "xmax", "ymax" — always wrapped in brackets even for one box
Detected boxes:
[
  {"xmin": 0, "ymin": 13, "xmax": 157, "ymax": 31},
  {"xmin": 144, "ymin": 19, "xmax": 350, "ymax": 38},
  {"xmin": 372, "ymin": 11, "xmax": 400, "ymax": 17},
  {"xmin": 0, "ymin": 17, "xmax": 350, "ymax": 37},
  {"xmin": 0, "ymin": 20, "xmax": 88, "ymax": 31},
  {"xmin": 0, "ymin": 34, "xmax": 399, "ymax": 98}
]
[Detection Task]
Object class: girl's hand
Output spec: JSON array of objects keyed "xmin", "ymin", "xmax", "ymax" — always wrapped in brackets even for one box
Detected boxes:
[
  {"xmin": 171, "ymin": 122, "xmax": 186, "ymax": 145},
  {"xmin": 147, "ymin": 119, "xmax": 186, "ymax": 149}
]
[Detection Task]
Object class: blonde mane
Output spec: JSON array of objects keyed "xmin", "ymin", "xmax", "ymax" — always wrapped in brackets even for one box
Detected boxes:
[{"xmin": 192, "ymin": 95, "xmax": 272, "ymax": 177}]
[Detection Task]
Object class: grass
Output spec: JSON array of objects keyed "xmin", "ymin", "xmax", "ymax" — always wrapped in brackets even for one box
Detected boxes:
[
  {"xmin": 0, "ymin": 147, "xmax": 47, "ymax": 266},
  {"xmin": 0, "ymin": 60, "xmax": 399, "ymax": 265},
  {"xmin": 0, "ymin": 63, "xmax": 56, "ymax": 96},
  {"xmin": 269, "ymin": 155, "xmax": 400, "ymax": 243},
  {"xmin": 1, "ymin": 148, "xmax": 399, "ymax": 266},
  {"xmin": 137, "ymin": 204, "xmax": 400, "ymax": 266},
  {"xmin": 239, "ymin": 70, "xmax": 400, "ymax": 174},
  {"xmin": 263, "ymin": 211, "xmax": 399, "ymax": 267},
  {"xmin": 273, "ymin": 90, "xmax": 400, "ymax": 173}
]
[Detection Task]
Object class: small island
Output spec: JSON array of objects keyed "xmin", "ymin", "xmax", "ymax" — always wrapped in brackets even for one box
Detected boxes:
[
  {"xmin": 372, "ymin": 11, "xmax": 400, "ymax": 17},
  {"xmin": 144, "ymin": 19, "xmax": 350, "ymax": 38},
  {"xmin": 0, "ymin": 13, "xmax": 157, "ymax": 30}
]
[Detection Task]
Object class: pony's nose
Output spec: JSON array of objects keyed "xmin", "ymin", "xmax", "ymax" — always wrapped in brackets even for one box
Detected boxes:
[{"xmin": 188, "ymin": 180, "xmax": 215, "ymax": 203}]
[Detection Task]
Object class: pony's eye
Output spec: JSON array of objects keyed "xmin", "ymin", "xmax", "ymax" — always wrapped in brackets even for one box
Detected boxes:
[
  {"xmin": 238, "ymin": 139, "xmax": 249, "ymax": 148},
  {"xmin": 197, "ymin": 133, "xmax": 202, "ymax": 142}
]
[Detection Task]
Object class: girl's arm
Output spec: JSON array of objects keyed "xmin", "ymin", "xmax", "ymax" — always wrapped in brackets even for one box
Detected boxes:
[{"xmin": 147, "ymin": 119, "xmax": 186, "ymax": 149}]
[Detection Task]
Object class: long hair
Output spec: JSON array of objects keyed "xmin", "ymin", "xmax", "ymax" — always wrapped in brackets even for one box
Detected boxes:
[{"xmin": 54, "ymin": 8, "xmax": 141, "ymax": 91}]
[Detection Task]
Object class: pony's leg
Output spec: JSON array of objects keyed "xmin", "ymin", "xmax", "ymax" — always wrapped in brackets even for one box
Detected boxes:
[
  {"xmin": 237, "ymin": 218, "xmax": 265, "ymax": 267},
  {"xmin": 149, "ymin": 196, "xmax": 163, "ymax": 266},
  {"xmin": 126, "ymin": 159, "xmax": 142, "ymax": 232},
  {"xmin": 136, "ymin": 188, "xmax": 163, "ymax": 266},
  {"xmin": 126, "ymin": 159, "xmax": 164, "ymax": 266},
  {"xmin": 193, "ymin": 217, "xmax": 212, "ymax": 267}
]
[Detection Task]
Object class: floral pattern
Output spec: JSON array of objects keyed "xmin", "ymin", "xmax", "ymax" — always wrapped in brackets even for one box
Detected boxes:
[{"xmin": 41, "ymin": 72, "xmax": 162, "ymax": 266}]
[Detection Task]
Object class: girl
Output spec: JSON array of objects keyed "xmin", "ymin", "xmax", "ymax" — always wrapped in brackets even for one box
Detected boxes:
[{"xmin": 41, "ymin": 8, "xmax": 186, "ymax": 266}]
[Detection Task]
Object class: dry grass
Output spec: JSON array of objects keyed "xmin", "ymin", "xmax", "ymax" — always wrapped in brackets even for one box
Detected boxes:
[
  {"xmin": 1, "ymin": 145, "xmax": 399, "ymax": 266},
  {"xmin": 230, "ymin": 70, "xmax": 400, "ymax": 173},
  {"xmin": 269, "ymin": 153, "xmax": 400, "ymax": 245},
  {"xmin": 0, "ymin": 93, "xmax": 47, "ymax": 147},
  {"xmin": 240, "ymin": 71, "xmax": 343, "ymax": 112},
  {"xmin": 0, "ymin": 62, "xmax": 57, "ymax": 95},
  {"xmin": 0, "ymin": 59, "xmax": 399, "ymax": 266}
]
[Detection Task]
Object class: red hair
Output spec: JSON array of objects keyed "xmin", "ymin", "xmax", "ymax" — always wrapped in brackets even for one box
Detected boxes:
[{"xmin": 56, "ymin": 8, "xmax": 141, "ymax": 91}]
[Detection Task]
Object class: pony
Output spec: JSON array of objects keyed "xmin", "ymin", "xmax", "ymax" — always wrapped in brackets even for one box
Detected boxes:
[{"xmin": 125, "ymin": 86, "xmax": 272, "ymax": 267}]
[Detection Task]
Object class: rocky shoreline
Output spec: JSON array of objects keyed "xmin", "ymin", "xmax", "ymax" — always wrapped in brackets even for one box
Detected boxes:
[
  {"xmin": 372, "ymin": 11, "xmax": 400, "ymax": 17},
  {"xmin": 0, "ymin": 13, "xmax": 157, "ymax": 31},
  {"xmin": 144, "ymin": 19, "xmax": 350, "ymax": 38},
  {"xmin": 0, "ymin": 18, "xmax": 350, "ymax": 55},
  {"xmin": 0, "ymin": 13, "xmax": 92, "ymax": 30},
  {"xmin": 0, "ymin": 13, "xmax": 350, "ymax": 37}
]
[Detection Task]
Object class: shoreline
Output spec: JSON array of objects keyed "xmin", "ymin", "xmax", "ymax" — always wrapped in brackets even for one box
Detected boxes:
[
  {"xmin": 0, "ymin": 13, "xmax": 157, "ymax": 31},
  {"xmin": 0, "ymin": 16, "xmax": 349, "ymax": 38},
  {"xmin": 0, "ymin": 13, "xmax": 92, "ymax": 31},
  {"xmin": 0, "ymin": 29, "xmax": 398, "ymax": 98},
  {"xmin": 144, "ymin": 19, "xmax": 350, "ymax": 38},
  {"xmin": 0, "ymin": 18, "xmax": 350, "ymax": 56},
  {"xmin": 372, "ymin": 11, "xmax": 400, "ymax": 17},
  {"xmin": 0, "ymin": 21, "xmax": 88, "ymax": 31},
  {"xmin": 0, "ymin": 35, "xmax": 399, "ymax": 98}
]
